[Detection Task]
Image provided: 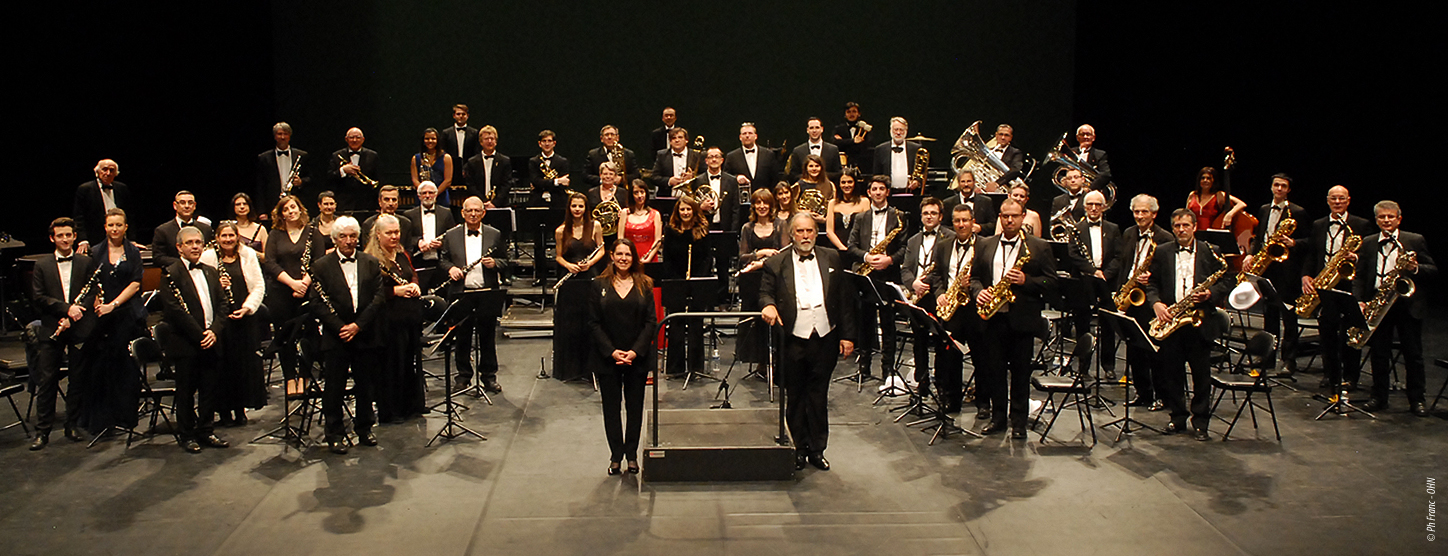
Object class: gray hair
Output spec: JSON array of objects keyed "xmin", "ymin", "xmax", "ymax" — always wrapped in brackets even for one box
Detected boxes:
[
  {"xmin": 1130, "ymin": 194, "xmax": 1159, "ymax": 212},
  {"xmin": 1373, "ymin": 200, "xmax": 1402, "ymax": 216},
  {"xmin": 273, "ymin": 122, "xmax": 292, "ymax": 134},
  {"xmin": 332, "ymin": 216, "xmax": 360, "ymax": 240},
  {"xmin": 417, "ymin": 180, "xmax": 438, "ymax": 193},
  {"xmin": 176, "ymin": 226, "xmax": 203, "ymax": 244},
  {"xmin": 784, "ymin": 211, "xmax": 818, "ymax": 238},
  {"xmin": 1084, "ymin": 190, "xmax": 1106, "ymax": 204}
]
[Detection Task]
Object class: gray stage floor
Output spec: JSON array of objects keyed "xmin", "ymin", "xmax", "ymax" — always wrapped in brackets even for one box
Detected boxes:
[{"xmin": 2, "ymin": 310, "xmax": 1446, "ymax": 556}]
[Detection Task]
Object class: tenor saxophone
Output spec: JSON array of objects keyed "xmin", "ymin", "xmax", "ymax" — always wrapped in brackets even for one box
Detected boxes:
[
  {"xmin": 1237, "ymin": 218, "xmax": 1295, "ymax": 283},
  {"xmin": 1148, "ymin": 250, "xmax": 1227, "ymax": 341},
  {"xmin": 1295, "ymin": 231, "xmax": 1361, "ymax": 317},
  {"xmin": 977, "ymin": 242, "xmax": 1031, "ymax": 319},
  {"xmin": 855, "ymin": 217, "xmax": 907, "ymax": 275}
]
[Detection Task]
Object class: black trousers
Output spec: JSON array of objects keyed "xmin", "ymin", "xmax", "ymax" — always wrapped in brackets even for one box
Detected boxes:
[
  {"xmin": 936, "ymin": 317, "xmax": 984, "ymax": 412},
  {"xmin": 857, "ymin": 297, "xmax": 897, "ymax": 369},
  {"xmin": 266, "ymin": 285, "xmax": 305, "ymax": 380},
  {"xmin": 1319, "ymin": 292, "xmax": 1362, "ymax": 386},
  {"xmin": 780, "ymin": 330, "xmax": 839, "ymax": 455},
  {"xmin": 1156, "ymin": 328, "xmax": 1213, "ymax": 431},
  {"xmin": 1368, "ymin": 304, "xmax": 1424, "ymax": 405},
  {"xmin": 174, "ymin": 349, "xmax": 221, "ymax": 440},
  {"xmin": 1261, "ymin": 270, "xmax": 1300, "ymax": 364},
  {"xmin": 1124, "ymin": 310, "xmax": 1162, "ymax": 403},
  {"xmin": 982, "ymin": 317, "xmax": 1034, "ymax": 429},
  {"xmin": 454, "ymin": 293, "xmax": 500, "ymax": 385},
  {"xmin": 596, "ymin": 364, "xmax": 647, "ymax": 463},
  {"xmin": 323, "ymin": 345, "xmax": 379, "ymax": 439},
  {"xmin": 31, "ymin": 339, "xmax": 83, "ymax": 434}
]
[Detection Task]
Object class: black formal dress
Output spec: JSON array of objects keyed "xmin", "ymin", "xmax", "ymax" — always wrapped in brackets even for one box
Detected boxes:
[
  {"xmin": 377, "ymin": 253, "xmax": 426, "ymax": 421},
  {"xmin": 75, "ymin": 242, "xmax": 144, "ymax": 435},
  {"xmin": 661, "ymin": 226, "xmax": 713, "ymax": 376},
  {"xmin": 1354, "ymin": 230, "xmax": 1436, "ymax": 407},
  {"xmin": 205, "ymin": 249, "xmax": 267, "ymax": 419},
  {"xmin": 29, "ymin": 251, "xmax": 92, "ymax": 435},
  {"xmin": 310, "ymin": 250, "xmax": 385, "ymax": 440},
  {"xmin": 736, "ymin": 219, "xmax": 787, "ymax": 363},
  {"xmin": 1143, "ymin": 240, "xmax": 1232, "ymax": 433},
  {"xmin": 438, "ymin": 224, "xmax": 509, "ymax": 387},
  {"xmin": 553, "ymin": 235, "xmax": 599, "ymax": 382},
  {"xmin": 588, "ymin": 277, "xmax": 658, "ymax": 464},
  {"xmin": 968, "ymin": 234, "xmax": 1058, "ymax": 432},
  {"xmin": 262, "ymin": 226, "xmax": 326, "ymax": 380},
  {"xmin": 152, "ymin": 218, "xmax": 215, "ymax": 270},
  {"xmin": 256, "ymin": 147, "xmax": 311, "ymax": 216},
  {"xmin": 73, "ymin": 180, "xmax": 134, "ymax": 246},
  {"xmin": 159, "ymin": 260, "xmax": 229, "ymax": 443}
]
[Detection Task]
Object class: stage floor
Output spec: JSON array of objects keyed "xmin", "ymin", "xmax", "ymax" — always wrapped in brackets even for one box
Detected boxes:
[{"xmin": 1, "ymin": 309, "xmax": 1446, "ymax": 556}]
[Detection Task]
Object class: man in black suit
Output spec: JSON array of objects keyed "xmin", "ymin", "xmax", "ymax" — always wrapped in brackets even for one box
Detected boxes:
[
  {"xmin": 871, "ymin": 117, "xmax": 925, "ymax": 194},
  {"xmin": 332, "ymin": 127, "xmax": 381, "ymax": 213},
  {"xmin": 310, "ymin": 216, "xmax": 384, "ymax": 454},
  {"xmin": 847, "ymin": 176, "xmax": 908, "ymax": 379},
  {"xmin": 940, "ymin": 170, "xmax": 997, "ymax": 237},
  {"xmin": 969, "ymin": 199, "xmax": 1058, "ymax": 438},
  {"xmin": 1071, "ymin": 125, "xmax": 1113, "ymax": 193},
  {"xmin": 1050, "ymin": 168, "xmax": 1090, "ymax": 224},
  {"xmin": 256, "ymin": 122, "xmax": 309, "ymax": 221},
  {"xmin": 361, "ymin": 185, "xmax": 414, "ymax": 248},
  {"xmin": 463, "ymin": 125, "xmax": 513, "ymax": 208},
  {"xmin": 1066, "ymin": 191, "xmax": 1122, "ymax": 375},
  {"xmin": 649, "ymin": 107, "xmax": 678, "ymax": 164},
  {"xmin": 1119, "ymin": 194, "xmax": 1173, "ymax": 410},
  {"xmin": 159, "ymin": 226, "xmax": 231, "ymax": 453},
  {"xmin": 438, "ymin": 197, "xmax": 510, "ymax": 393},
  {"xmin": 724, "ymin": 123, "xmax": 784, "ymax": 193},
  {"xmin": 403, "ymin": 181, "xmax": 459, "ymax": 294},
  {"xmin": 832, "ymin": 102, "xmax": 875, "ymax": 170},
  {"xmin": 1241, "ymin": 173, "xmax": 1310, "ymax": 375},
  {"xmin": 151, "ymin": 190, "xmax": 214, "ymax": 269},
  {"xmin": 1300, "ymin": 185, "xmax": 1371, "ymax": 392},
  {"xmin": 1144, "ymin": 209, "xmax": 1232, "ymax": 441},
  {"xmin": 27, "ymin": 218, "xmax": 91, "ymax": 450},
  {"xmin": 73, "ymin": 158, "xmax": 134, "ymax": 251},
  {"xmin": 788, "ymin": 117, "xmax": 843, "ymax": 184},
  {"xmin": 528, "ymin": 130, "xmax": 572, "ymax": 207},
  {"xmin": 1355, "ymin": 200, "xmax": 1437, "ymax": 416},
  {"xmin": 988, "ymin": 124, "xmax": 1026, "ymax": 188},
  {"xmin": 929, "ymin": 203, "xmax": 986, "ymax": 417},
  {"xmin": 653, "ymin": 127, "xmax": 703, "ymax": 195},
  {"xmin": 582, "ymin": 125, "xmax": 640, "ymax": 188},
  {"xmin": 760, "ymin": 212, "xmax": 857, "ymax": 471},
  {"xmin": 686, "ymin": 147, "xmax": 741, "ymax": 231},
  {"xmin": 440, "ymin": 104, "xmax": 480, "ymax": 190}
]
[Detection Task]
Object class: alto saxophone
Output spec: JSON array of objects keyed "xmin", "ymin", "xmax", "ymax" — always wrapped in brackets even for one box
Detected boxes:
[
  {"xmin": 1237, "ymin": 218, "xmax": 1295, "ymax": 283},
  {"xmin": 855, "ymin": 217, "xmax": 907, "ymax": 275},
  {"xmin": 1113, "ymin": 240, "xmax": 1155, "ymax": 311},
  {"xmin": 1295, "ymin": 231, "xmax": 1361, "ymax": 317},
  {"xmin": 905, "ymin": 262, "xmax": 936, "ymax": 304},
  {"xmin": 977, "ymin": 241, "xmax": 1031, "ymax": 319},
  {"xmin": 1148, "ymin": 250, "xmax": 1227, "ymax": 341},
  {"xmin": 938, "ymin": 254, "xmax": 976, "ymax": 322},
  {"xmin": 1346, "ymin": 249, "xmax": 1416, "ymax": 349}
]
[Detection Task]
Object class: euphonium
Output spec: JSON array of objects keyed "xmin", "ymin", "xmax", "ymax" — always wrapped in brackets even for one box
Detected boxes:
[
  {"xmin": 1295, "ymin": 231, "xmax": 1360, "ymax": 317},
  {"xmin": 1347, "ymin": 249, "xmax": 1416, "ymax": 349},
  {"xmin": 977, "ymin": 242, "xmax": 1031, "ymax": 319},
  {"xmin": 855, "ymin": 218, "xmax": 907, "ymax": 275},
  {"xmin": 592, "ymin": 198, "xmax": 621, "ymax": 236},
  {"xmin": 949, "ymin": 121, "xmax": 1011, "ymax": 190},
  {"xmin": 1113, "ymin": 240, "xmax": 1155, "ymax": 311},
  {"xmin": 1148, "ymin": 250, "xmax": 1228, "ymax": 341},
  {"xmin": 336, "ymin": 154, "xmax": 379, "ymax": 187},
  {"xmin": 1237, "ymin": 218, "xmax": 1295, "ymax": 284}
]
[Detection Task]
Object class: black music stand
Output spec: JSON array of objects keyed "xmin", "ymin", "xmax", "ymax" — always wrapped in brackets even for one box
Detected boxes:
[
  {"xmin": 708, "ymin": 231, "xmax": 739, "ymax": 308},
  {"xmin": 1314, "ymin": 288, "xmax": 1375, "ymax": 419},
  {"xmin": 833, "ymin": 271, "xmax": 884, "ymax": 392},
  {"xmin": 1196, "ymin": 228, "xmax": 1239, "ymax": 255},
  {"xmin": 518, "ymin": 207, "xmax": 557, "ymax": 286},
  {"xmin": 425, "ymin": 298, "xmax": 472, "ymax": 411},
  {"xmin": 659, "ymin": 277, "xmax": 720, "ymax": 389},
  {"xmin": 426, "ymin": 319, "xmax": 486, "ymax": 446},
  {"xmin": 868, "ymin": 279, "xmax": 912, "ymax": 405},
  {"xmin": 1037, "ymin": 241, "xmax": 1077, "ymax": 374},
  {"xmin": 1097, "ymin": 309, "xmax": 1162, "ymax": 441},
  {"xmin": 734, "ymin": 270, "xmax": 768, "ymax": 383}
]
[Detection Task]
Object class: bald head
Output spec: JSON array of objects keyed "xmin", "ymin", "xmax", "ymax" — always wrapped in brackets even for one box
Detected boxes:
[
  {"xmin": 462, "ymin": 196, "xmax": 485, "ymax": 226},
  {"xmin": 1327, "ymin": 185, "xmax": 1351, "ymax": 216}
]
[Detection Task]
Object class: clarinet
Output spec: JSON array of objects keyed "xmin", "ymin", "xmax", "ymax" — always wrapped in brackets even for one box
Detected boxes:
[
  {"xmin": 214, "ymin": 251, "xmax": 236, "ymax": 308},
  {"xmin": 165, "ymin": 272, "xmax": 193, "ymax": 318},
  {"xmin": 428, "ymin": 245, "xmax": 499, "ymax": 296},
  {"xmin": 300, "ymin": 225, "xmax": 315, "ymax": 273},
  {"xmin": 49, "ymin": 264, "xmax": 106, "ymax": 340},
  {"xmin": 310, "ymin": 271, "xmax": 338, "ymax": 315}
]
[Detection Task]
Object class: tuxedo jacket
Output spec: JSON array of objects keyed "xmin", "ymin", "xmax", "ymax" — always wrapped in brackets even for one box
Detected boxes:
[
  {"xmin": 723, "ymin": 146, "xmax": 785, "ymax": 192},
  {"xmin": 1353, "ymin": 231, "xmax": 1436, "ymax": 319},
  {"xmin": 846, "ymin": 206, "xmax": 909, "ymax": 282},
  {"xmin": 968, "ymin": 234, "xmax": 1058, "ymax": 334},
  {"xmin": 870, "ymin": 141, "xmax": 924, "ymax": 187},
  {"xmin": 583, "ymin": 146, "xmax": 640, "ymax": 187},
  {"xmin": 256, "ymin": 147, "xmax": 311, "ymax": 215},
  {"xmin": 30, "ymin": 252, "xmax": 95, "ymax": 340},
  {"xmin": 930, "ymin": 234, "xmax": 985, "ymax": 329},
  {"xmin": 994, "ymin": 146, "xmax": 1025, "ymax": 185},
  {"xmin": 1068, "ymin": 219, "xmax": 1122, "ymax": 283},
  {"xmin": 438, "ymin": 125, "xmax": 480, "ymax": 185},
  {"xmin": 528, "ymin": 153, "xmax": 572, "ymax": 204},
  {"xmin": 1118, "ymin": 224, "xmax": 1173, "ymax": 290},
  {"xmin": 402, "ymin": 204, "xmax": 460, "ymax": 260},
  {"xmin": 463, "ymin": 152, "xmax": 514, "ymax": 208},
  {"xmin": 788, "ymin": 142, "xmax": 843, "ymax": 184},
  {"xmin": 151, "ymin": 219, "xmax": 215, "ymax": 269},
  {"xmin": 438, "ymin": 224, "xmax": 510, "ymax": 294},
  {"xmin": 1248, "ymin": 201, "xmax": 1311, "ymax": 278},
  {"xmin": 1050, "ymin": 191, "xmax": 1089, "ymax": 222},
  {"xmin": 1302, "ymin": 214, "xmax": 1372, "ymax": 289},
  {"xmin": 941, "ymin": 191, "xmax": 997, "ymax": 237},
  {"xmin": 73, "ymin": 179, "xmax": 134, "ymax": 244},
  {"xmin": 361, "ymin": 213, "xmax": 414, "ymax": 250},
  {"xmin": 1068, "ymin": 147, "xmax": 1112, "ymax": 190},
  {"xmin": 330, "ymin": 147, "xmax": 381, "ymax": 211},
  {"xmin": 652, "ymin": 148, "xmax": 704, "ymax": 194},
  {"xmin": 688, "ymin": 172, "xmax": 743, "ymax": 232},
  {"xmin": 901, "ymin": 227, "xmax": 956, "ymax": 290},
  {"xmin": 832, "ymin": 121, "xmax": 875, "ymax": 168},
  {"xmin": 159, "ymin": 261, "xmax": 228, "ymax": 359},
  {"xmin": 758, "ymin": 246, "xmax": 857, "ymax": 343},
  {"xmin": 1142, "ymin": 240, "xmax": 1232, "ymax": 309},
  {"xmin": 649, "ymin": 125, "xmax": 676, "ymax": 159},
  {"xmin": 309, "ymin": 250, "xmax": 385, "ymax": 351}
]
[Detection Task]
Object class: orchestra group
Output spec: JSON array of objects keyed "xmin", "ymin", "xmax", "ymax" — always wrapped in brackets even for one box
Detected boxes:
[{"xmin": 22, "ymin": 103, "xmax": 1437, "ymax": 477}]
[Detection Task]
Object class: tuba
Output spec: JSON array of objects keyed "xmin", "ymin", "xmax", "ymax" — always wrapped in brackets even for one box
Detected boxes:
[
  {"xmin": 1043, "ymin": 132, "xmax": 1116, "ymax": 207},
  {"xmin": 1347, "ymin": 249, "xmax": 1416, "ymax": 349},
  {"xmin": 1295, "ymin": 231, "xmax": 1360, "ymax": 317},
  {"xmin": 950, "ymin": 121, "xmax": 1009, "ymax": 188}
]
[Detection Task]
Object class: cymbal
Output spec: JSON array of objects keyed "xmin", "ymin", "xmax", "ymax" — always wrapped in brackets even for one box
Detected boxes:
[{"xmin": 905, "ymin": 135, "xmax": 937, "ymax": 142}]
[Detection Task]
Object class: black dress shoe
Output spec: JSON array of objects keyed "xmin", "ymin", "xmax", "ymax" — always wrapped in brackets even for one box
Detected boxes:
[
  {"xmin": 1011, "ymin": 428, "xmax": 1027, "ymax": 440},
  {"xmin": 808, "ymin": 454, "xmax": 830, "ymax": 471},
  {"xmin": 181, "ymin": 440, "xmax": 203, "ymax": 453},
  {"xmin": 200, "ymin": 434, "xmax": 230, "ymax": 448},
  {"xmin": 795, "ymin": 455, "xmax": 807, "ymax": 470},
  {"xmin": 1126, "ymin": 397, "xmax": 1154, "ymax": 408},
  {"xmin": 981, "ymin": 421, "xmax": 1007, "ymax": 436},
  {"xmin": 627, "ymin": 460, "xmax": 640, "ymax": 474},
  {"xmin": 1147, "ymin": 400, "xmax": 1166, "ymax": 412},
  {"xmin": 1412, "ymin": 402, "xmax": 1429, "ymax": 417},
  {"xmin": 976, "ymin": 407, "xmax": 992, "ymax": 421},
  {"xmin": 358, "ymin": 428, "xmax": 378, "ymax": 446},
  {"xmin": 483, "ymin": 380, "xmax": 503, "ymax": 393},
  {"xmin": 607, "ymin": 462, "xmax": 621, "ymax": 476},
  {"xmin": 1193, "ymin": 429, "xmax": 1211, "ymax": 442},
  {"xmin": 63, "ymin": 426, "xmax": 86, "ymax": 442},
  {"xmin": 1361, "ymin": 399, "xmax": 1388, "ymax": 412},
  {"xmin": 30, "ymin": 434, "xmax": 49, "ymax": 451},
  {"xmin": 1164, "ymin": 421, "xmax": 1185, "ymax": 435},
  {"xmin": 329, "ymin": 440, "xmax": 349, "ymax": 455}
]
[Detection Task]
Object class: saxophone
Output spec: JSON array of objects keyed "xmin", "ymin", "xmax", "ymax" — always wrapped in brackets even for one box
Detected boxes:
[
  {"xmin": 905, "ymin": 263, "xmax": 936, "ymax": 304},
  {"xmin": 1237, "ymin": 218, "xmax": 1295, "ymax": 283},
  {"xmin": 1148, "ymin": 250, "xmax": 1227, "ymax": 341},
  {"xmin": 1294, "ymin": 231, "xmax": 1361, "ymax": 317},
  {"xmin": 1113, "ymin": 240, "xmax": 1155, "ymax": 311},
  {"xmin": 937, "ymin": 251, "xmax": 975, "ymax": 321},
  {"xmin": 1346, "ymin": 249, "xmax": 1416, "ymax": 349},
  {"xmin": 977, "ymin": 241, "xmax": 1031, "ymax": 319},
  {"xmin": 855, "ymin": 217, "xmax": 907, "ymax": 275}
]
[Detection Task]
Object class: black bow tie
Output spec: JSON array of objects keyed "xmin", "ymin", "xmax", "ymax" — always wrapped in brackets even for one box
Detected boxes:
[
  {"xmin": 709, "ymin": 174, "xmax": 720, "ymax": 181},
  {"xmin": 891, "ymin": 146, "xmax": 903, "ymax": 153},
  {"xmin": 1380, "ymin": 237, "xmax": 1397, "ymax": 248},
  {"xmin": 340, "ymin": 256, "xmax": 356, "ymax": 263},
  {"xmin": 456, "ymin": 126, "xmax": 467, "ymax": 131},
  {"xmin": 1141, "ymin": 234, "xmax": 1153, "ymax": 242},
  {"xmin": 1086, "ymin": 220, "xmax": 1101, "ymax": 227},
  {"xmin": 744, "ymin": 149, "xmax": 755, "ymax": 154},
  {"xmin": 1271, "ymin": 205, "xmax": 1285, "ymax": 212},
  {"xmin": 798, "ymin": 253, "xmax": 814, "ymax": 262},
  {"xmin": 348, "ymin": 150, "xmax": 361, "ymax": 156},
  {"xmin": 276, "ymin": 150, "xmax": 289, "ymax": 157},
  {"xmin": 1001, "ymin": 239, "xmax": 1018, "ymax": 249},
  {"xmin": 810, "ymin": 144, "xmax": 820, "ymax": 150},
  {"xmin": 180, "ymin": 221, "xmax": 195, "ymax": 227},
  {"xmin": 922, "ymin": 230, "xmax": 936, "ymax": 237},
  {"xmin": 541, "ymin": 155, "xmax": 552, "ymax": 161},
  {"xmin": 673, "ymin": 152, "xmax": 685, "ymax": 158},
  {"xmin": 188, "ymin": 262, "xmax": 204, "ymax": 271},
  {"xmin": 100, "ymin": 185, "xmax": 114, "ymax": 191},
  {"xmin": 57, "ymin": 255, "xmax": 73, "ymax": 262},
  {"xmin": 467, "ymin": 229, "xmax": 481, "ymax": 237},
  {"xmin": 1331, "ymin": 219, "xmax": 1346, "ymax": 228},
  {"xmin": 484, "ymin": 154, "xmax": 495, "ymax": 159},
  {"xmin": 422, "ymin": 209, "xmax": 435, "ymax": 215},
  {"xmin": 874, "ymin": 208, "xmax": 889, "ymax": 215},
  {"xmin": 956, "ymin": 241, "xmax": 970, "ymax": 250}
]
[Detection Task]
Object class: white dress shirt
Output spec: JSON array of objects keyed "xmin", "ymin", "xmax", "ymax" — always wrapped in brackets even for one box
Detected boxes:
[
  {"xmin": 948, "ymin": 238, "xmax": 975, "ymax": 287},
  {"xmin": 1085, "ymin": 218, "xmax": 1104, "ymax": 269},
  {"xmin": 744, "ymin": 147, "xmax": 758, "ymax": 178},
  {"xmin": 889, "ymin": 142, "xmax": 908, "ymax": 190},
  {"xmin": 1375, "ymin": 231, "xmax": 1400, "ymax": 289},
  {"xmin": 1174, "ymin": 243, "xmax": 1197, "ymax": 303},
  {"xmin": 1325, "ymin": 213, "xmax": 1349, "ymax": 266},
  {"xmin": 993, "ymin": 235, "xmax": 1023, "ymax": 286},
  {"xmin": 186, "ymin": 262, "xmax": 215, "ymax": 328},
  {"xmin": 454, "ymin": 127, "xmax": 468, "ymax": 160},
  {"xmin": 276, "ymin": 149, "xmax": 293, "ymax": 193},
  {"xmin": 670, "ymin": 148, "xmax": 689, "ymax": 178},
  {"xmin": 1266, "ymin": 201, "xmax": 1289, "ymax": 234},
  {"xmin": 419, "ymin": 204, "xmax": 439, "ymax": 260},
  {"xmin": 464, "ymin": 227, "xmax": 486, "ymax": 289},
  {"xmin": 790, "ymin": 251, "xmax": 832, "ymax": 339},
  {"xmin": 100, "ymin": 184, "xmax": 117, "ymax": 211},
  {"xmin": 339, "ymin": 253, "xmax": 360, "ymax": 310},
  {"xmin": 56, "ymin": 251, "xmax": 74, "ymax": 302}
]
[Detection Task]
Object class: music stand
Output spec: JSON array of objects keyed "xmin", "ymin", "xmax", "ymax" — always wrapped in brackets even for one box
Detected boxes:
[
  {"xmin": 734, "ymin": 270, "xmax": 768, "ymax": 382},
  {"xmin": 1196, "ymin": 228, "xmax": 1239, "ymax": 255},
  {"xmin": 659, "ymin": 277, "xmax": 720, "ymax": 389},
  {"xmin": 868, "ymin": 280, "xmax": 912, "ymax": 405},
  {"xmin": 426, "ymin": 318, "xmax": 486, "ymax": 446},
  {"xmin": 1314, "ymin": 288, "xmax": 1375, "ymax": 419},
  {"xmin": 900, "ymin": 303, "xmax": 982, "ymax": 443},
  {"xmin": 832, "ymin": 271, "xmax": 884, "ymax": 391},
  {"xmin": 1097, "ymin": 309, "xmax": 1163, "ymax": 441}
]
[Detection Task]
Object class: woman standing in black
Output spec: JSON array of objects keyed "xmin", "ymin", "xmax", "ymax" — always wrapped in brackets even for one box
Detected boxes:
[
  {"xmin": 552, "ymin": 192, "xmax": 604, "ymax": 382},
  {"xmin": 661, "ymin": 195, "xmax": 712, "ymax": 377},
  {"xmin": 76, "ymin": 208, "xmax": 144, "ymax": 436},
  {"xmin": 587, "ymin": 238, "xmax": 657, "ymax": 475},
  {"xmin": 367, "ymin": 213, "xmax": 426, "ymax": 422},
  {"xmin": 202, "ymin": 222, "xmax": 267, "ymax": 425},
  {"xmin": 263, "ymin": 195, "xmax": 324, "ymax": 395}
]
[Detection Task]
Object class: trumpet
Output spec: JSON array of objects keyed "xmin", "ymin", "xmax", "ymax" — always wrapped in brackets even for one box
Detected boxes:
[
  {"xmin": 540, "ymin": 160, "xmax": 558, "ymax": 181},
  {"xmin": 1113, "ymin": 240, "xmax": 1155, "ymax": 311},
  {"xmin": 1237, "ymin": 218, "xmax": 1295, "ymax": 284},
  {"xmin": 1295, "ymin": 231, "xmax": 1361, "ymax": 317},
  {"xmin": 336, "ymin": 153, "xmax": 379, "ymax": 187},
  {"xmin": 1347, "ymin": 249, "xmax": 1416, "ymax": 349},
  {"xmin": 977, "ymin": 243, "xmax": 1030, "ymax": 319}
]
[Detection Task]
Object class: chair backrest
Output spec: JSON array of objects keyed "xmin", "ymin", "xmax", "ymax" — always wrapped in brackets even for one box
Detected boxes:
[
  {"xmin": 421, "ymin": 295, "xmax": 448, "ymax": 323},
  {"xmin": 1070, "ymin": 333, "xmax": 1096, "ymax": 378},
  {"xmin": 1244, "ymin": 331, "xmax": 1277, "ymax": 370}
]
